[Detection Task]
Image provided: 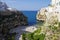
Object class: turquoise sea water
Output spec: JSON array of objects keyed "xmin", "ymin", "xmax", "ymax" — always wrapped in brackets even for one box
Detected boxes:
[{"xmin": 22, "ymin": 11, "xmax": 37, "ymax": 25}]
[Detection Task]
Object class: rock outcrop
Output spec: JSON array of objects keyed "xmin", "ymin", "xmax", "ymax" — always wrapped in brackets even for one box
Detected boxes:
[
  {"xmin": 0, "ymin": 10, "xmax": 28, "ymax": 27},
  {"xmin": 0, "ymin": 1, "xmax": 28, "ymax": 40},
  {"xmin": 0, "ymin": 1, "xmax": 8, "ymax": 11},
  {"xmin": 0, "ymin": 9, "xmax": 28, "ymax": 40},
  {"xmin": 36, "ymin": 0, "xmax": 60, "ymax": 24}
]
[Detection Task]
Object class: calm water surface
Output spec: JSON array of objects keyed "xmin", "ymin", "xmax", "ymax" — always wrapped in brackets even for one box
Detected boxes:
[{"xmin": 22, "ymin": 11, "xmax": 37, "ymax": 25}]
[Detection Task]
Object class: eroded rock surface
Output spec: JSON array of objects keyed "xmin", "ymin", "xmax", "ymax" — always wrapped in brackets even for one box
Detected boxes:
[
  {"xmin": 0, "ymin": 9, "xmax": 28, "ymax": 40},
  {"xmin": 36, "ymin": 0, "xmax": 60, "ymax": 24}
]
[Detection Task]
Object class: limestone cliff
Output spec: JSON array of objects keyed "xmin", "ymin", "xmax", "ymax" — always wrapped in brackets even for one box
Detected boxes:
[{"xmin": 36, "ymin": 0, "xmax": 60, "ymax": 24}]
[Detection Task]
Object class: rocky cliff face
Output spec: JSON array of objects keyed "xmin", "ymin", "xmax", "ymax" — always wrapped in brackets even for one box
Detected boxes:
[
  {"xmin": 36, "ymin": 0, "xmax": 60, "ymax": 24},
  {"xmin": 0, "ymin": 1, "xmax": 28, "ymax": 40},
  {"xmin": 0, "ymin": 2, "xmax": 8, "ymax": 11},
  {"xmin": 0, "ymin": 9, "xmax": 28, "ymax": 40}
]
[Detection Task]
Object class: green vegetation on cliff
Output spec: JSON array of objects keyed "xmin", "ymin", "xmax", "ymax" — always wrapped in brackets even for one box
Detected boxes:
[
  {"xmin": 0, "ymin": 10, "xmax": 28, "ymax": 40},
  {"xmin": 22, "ymin": 21, "xmax": 60, "ymax": 40}
]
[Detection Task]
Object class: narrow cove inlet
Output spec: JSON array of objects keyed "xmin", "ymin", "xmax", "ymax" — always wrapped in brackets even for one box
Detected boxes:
[{"xmin": 0, "ymin": 0, "xmax": 60, "ymax": 40}]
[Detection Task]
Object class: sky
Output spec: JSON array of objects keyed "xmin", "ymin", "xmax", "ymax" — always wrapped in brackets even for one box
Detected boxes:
[{"xmin": 1, "ymin": 0, "xmax": 51, "ymax": 11}]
